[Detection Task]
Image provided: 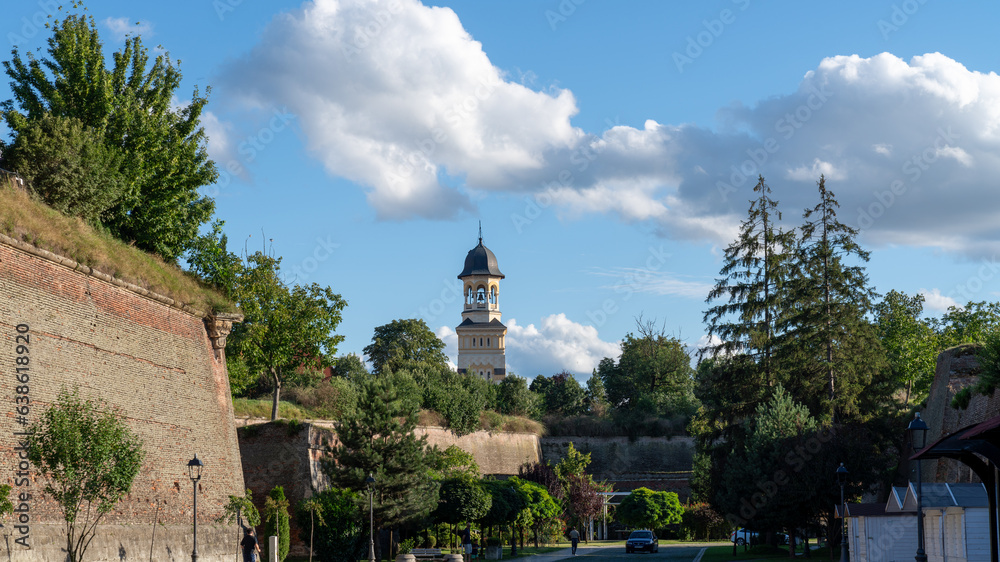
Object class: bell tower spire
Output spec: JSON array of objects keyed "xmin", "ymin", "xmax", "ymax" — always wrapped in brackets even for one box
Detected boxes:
[{"xmin": 456, "ymin": 227, "xmax": 507, "ymax": 383}]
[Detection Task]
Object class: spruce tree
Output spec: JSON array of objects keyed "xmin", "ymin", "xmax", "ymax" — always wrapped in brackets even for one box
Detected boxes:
[
  {"xmin": 703, "ymin": 175, "xmax": 794, "ymax": 384},
  {"xmin": 324, "ymin": 374, "xmax": 439, "ymax": 560},
  {"xmin": 775, "ymin": 176, "xmax": 887, "ymax": 421}
]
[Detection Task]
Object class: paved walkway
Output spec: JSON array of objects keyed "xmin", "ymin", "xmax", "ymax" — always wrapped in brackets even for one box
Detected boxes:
[{"xmin": 502, "ymin": 545, "xmax": 600, "ymax": 561}]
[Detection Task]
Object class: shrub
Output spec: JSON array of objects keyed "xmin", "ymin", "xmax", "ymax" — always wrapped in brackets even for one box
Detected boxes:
[
  {"xmin": 265, "ymin": 486, "xmax": 290, "ymax": 561},
  {"xmin": 295, "ymin": 488, "xmax": 365, "ymax": 562},
  {"xmin": 398, "ymin": 538, "xmax": 415, "ymax": 554}
]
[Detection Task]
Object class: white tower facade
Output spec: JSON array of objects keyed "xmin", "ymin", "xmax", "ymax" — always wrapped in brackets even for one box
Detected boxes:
[{"xmin": 456, "ymin": 231, "xmax": 507, "ymax": 382}]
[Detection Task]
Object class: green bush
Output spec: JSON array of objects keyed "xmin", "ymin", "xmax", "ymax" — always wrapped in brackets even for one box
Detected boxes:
[
  {"xmin": 295, "ymin": 488, "xmax": 365, "ymax": 562},
  {"xmin": 398, "ymin": 538, "xmax": 415, "ymax": 554},
  {"xmin": 265, "ymin": 486, "xmax": 290, "ymax": 561},
  {"xmin": 3, "ymin": 112, "xmax": 127, "ymax": 223}
]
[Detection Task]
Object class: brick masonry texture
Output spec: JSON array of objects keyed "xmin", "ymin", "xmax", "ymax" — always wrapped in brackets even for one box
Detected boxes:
[
  {"xmin": 922, "ymin": 344, "xmax": 1000, "ymax": 484},
  {"xmin": 540, "ymin": 436, "xmax": 694, "ymax": 501},
  {"xmin": 0, "ymin": 240, "xmax": 245, "ymax": 560}
]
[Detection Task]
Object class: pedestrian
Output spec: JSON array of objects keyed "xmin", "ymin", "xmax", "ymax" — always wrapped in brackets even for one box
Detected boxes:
[
  {"xmin": 569, "ymin": 527, "xmax": 580, "ymax": 555},
  {"xmin": 241, "ymin": 527, "xmax": 261, "ymax": 562}
]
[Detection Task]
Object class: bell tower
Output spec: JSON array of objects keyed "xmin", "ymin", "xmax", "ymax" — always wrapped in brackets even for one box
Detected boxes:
[{"xmin": 456, "ymin": 225, "xmax": 507, "ymax": 382}]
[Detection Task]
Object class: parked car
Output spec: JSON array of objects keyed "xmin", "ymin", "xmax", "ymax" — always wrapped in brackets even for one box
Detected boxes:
[
  {"xmin": 625, "ymin": 530, "xmax": 659, "ymax": 553},
  {"xmin": 730, "ymin": 529, "xmax": 794, "ymax": 546},
  {"xmin": 730, "ymin": 528, "xmax": 758, "ymax": 546}
]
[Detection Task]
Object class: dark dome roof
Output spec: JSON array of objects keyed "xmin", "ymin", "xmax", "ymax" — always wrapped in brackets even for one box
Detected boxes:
[{"xmin": 458, "ymin": 239, "xmax": 505, "ymax": 279}]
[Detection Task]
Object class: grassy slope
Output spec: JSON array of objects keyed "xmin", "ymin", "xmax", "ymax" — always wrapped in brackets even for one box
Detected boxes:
[
  {"xmin": 0, "ymin": 177, "xmax": 231, "ymax": 313},
  {"xmin": 233, "ymin": 398, "xmax": 544, "ymax": 434}
]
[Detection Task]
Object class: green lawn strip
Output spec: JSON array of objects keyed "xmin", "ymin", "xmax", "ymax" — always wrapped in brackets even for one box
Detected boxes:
[{"xmin": 699, "ymin": 544, "xmax": 835, "ymax": 562}]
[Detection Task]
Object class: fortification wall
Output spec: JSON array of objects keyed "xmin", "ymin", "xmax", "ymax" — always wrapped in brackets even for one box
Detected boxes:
[
  {"xmin": 0, "ymin": 236, "xmax": 244, "ymax": 560},
  {"xmin": 540, "ymin": 436, "xmax": 695, "ymax": 500},
  {"xmin": 922, "ymin": 344, "xmax": 1000, "ymax": 483},
  {"xmin": 415, "ymin": 426, "xmax": 542, "ymax": 475}
]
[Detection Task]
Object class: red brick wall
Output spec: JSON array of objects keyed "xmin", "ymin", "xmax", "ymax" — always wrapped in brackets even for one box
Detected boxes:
[{"xmin": 0, "ymin": 239, "xmax": 245, "ymax": 532}]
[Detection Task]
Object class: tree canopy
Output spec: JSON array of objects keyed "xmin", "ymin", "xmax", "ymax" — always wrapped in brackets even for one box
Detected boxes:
[
  {"xmin": 1, "ymin": 9, "xmax": 216, "ymax": 260},
  {"xmin": 27, "ymin": 388, "xmax": 145, "ymax": 562},
  {"xmin": 363, "ymin": 318, "xmax": 448, "ymax": 375}
]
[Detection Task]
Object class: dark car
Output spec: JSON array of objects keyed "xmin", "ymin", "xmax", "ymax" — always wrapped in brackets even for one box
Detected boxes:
[{"xmin": 625, "ymin": 530, "xmax": 659, "ymax": 553}]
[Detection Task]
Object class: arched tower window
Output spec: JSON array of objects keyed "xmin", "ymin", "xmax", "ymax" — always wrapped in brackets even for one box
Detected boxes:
[
  {"xmin": 476, "ymin": 286, "xmax": 487, "ymax": 307},
  {"xmin": 489, "ymin": 285, "xmax": 497, "ymax": 306},
  {"xmin": 466, "ymin": 286, "xmax": 474, "ymax": 306}
]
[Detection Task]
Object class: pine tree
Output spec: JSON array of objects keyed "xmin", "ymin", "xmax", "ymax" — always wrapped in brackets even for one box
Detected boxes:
[
  {"xmin": 703, "ymin": 175, "xmax": 794, "ymax": 384},
  {"xmin": 324, "ymin": 374, "xmax": 439, "ymax": 560},
  {"xmin": 776, "ymin": 176, "xmax": 888, "ymax": 421}
]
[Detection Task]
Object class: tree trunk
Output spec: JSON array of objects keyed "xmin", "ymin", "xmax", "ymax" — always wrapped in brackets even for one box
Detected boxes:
[{"xmin": 271, "ymin": 367, "xmax": 281, "ymax": 421}]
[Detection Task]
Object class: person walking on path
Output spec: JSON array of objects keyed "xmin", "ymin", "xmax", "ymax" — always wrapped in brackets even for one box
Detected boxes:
[
  {"xmin": 569, "ymin": 527, "xmax": 580, "ymax": 555},
  {"xmin": 240, "ymin": 527, "xmax": 261, "ymax": 562}
]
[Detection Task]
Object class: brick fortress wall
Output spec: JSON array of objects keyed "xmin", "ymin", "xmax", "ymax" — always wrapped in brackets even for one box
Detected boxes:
[
  {"xmin": 237, "ymin": 421, "xmax": 541, "ymax": 556},
  {"xmin": 921, "ymin": 344, "xmax": 1000, "ymax": 484},
  {"xmin": 0, "ymin": 236, "xmax": 245, "ymax": 561}
]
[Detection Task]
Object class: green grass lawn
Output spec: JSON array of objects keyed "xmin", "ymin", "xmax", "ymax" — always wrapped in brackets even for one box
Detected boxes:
[{"xmin": 699, "ymin": 544, "xmax": 836, "ymax": 561}]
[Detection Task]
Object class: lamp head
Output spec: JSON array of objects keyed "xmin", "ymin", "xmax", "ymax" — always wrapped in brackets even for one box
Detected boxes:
[
  {"xmin": 836, "ymin": 462, "xmax": 848, "ymax": 485},
  {"xmin": 907, "ymin": 412, "xmax": 929, "ymax": 450},
  {"xmin": 187, "ymin": 454, "xmax": 204, "ymax": 482},
  {"xmin": 365, "ymin": 472, "xmax": 375, "ymax": 486}
]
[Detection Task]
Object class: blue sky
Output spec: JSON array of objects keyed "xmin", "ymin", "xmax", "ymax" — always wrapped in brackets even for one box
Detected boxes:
[{"xmin": 5, "ymin": 0, "xmax": 1000, "ymax": 380}]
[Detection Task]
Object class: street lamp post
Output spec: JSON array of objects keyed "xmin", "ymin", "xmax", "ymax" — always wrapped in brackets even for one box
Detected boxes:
[
  {"xmin": 837, "ymin": 463, "xmax": 849, "ymax": 562},
  {"xmin": 188, "ymin": 455, "xmax": 204, "ymax": 562},
  {"xmin": 366, "ymin": 473, "xmax": 376, "ymax": 562},
  {"xmin": 908, "ymin": 412, "xmax": 929, "ymax": 562}
]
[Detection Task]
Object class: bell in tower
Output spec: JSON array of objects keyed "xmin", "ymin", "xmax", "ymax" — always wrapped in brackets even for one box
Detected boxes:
[{"xmin": 456, "ymin": 224, "xmax": 507, "ymax": 382}]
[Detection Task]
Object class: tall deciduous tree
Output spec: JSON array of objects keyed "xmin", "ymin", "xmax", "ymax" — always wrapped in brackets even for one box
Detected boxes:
[
  {"xmin": 554, "ymin": 444, "xmax": 608, "ymax": 532},
  {"xmin": 325, "ymin": 374, "xmax": 439, "ymax": 561},
  {"xmin": 873, "ymin": 290, "xmax": 938, "ymax": 405},
  {"xmin": 508, "ymin": 477, "xmax": 560, "ymax": 548},
  {"xmin": 776, "ymin": 176, "xmax": 887, "ymax": 421},
  {"xmin": 364, "ymin": 318, "xmax": 448, "ymax": 375},
  {"xmin": 27, "ymin": 388, "xmax": 145, "ymax": 562},
  {"xmin": 599, "ymin": 318, "xmax": 695, "ymax": 419},
  {"xmin": 495, "ymin": 374, "xmax": 541, "ymax": 418},
  {"xmin": 1, "ymin": 10, "xmax": 216, "ymax": 260},
  {"xmin": 229, "ymin": 251, "xmax": 346, "ymax": 420}
]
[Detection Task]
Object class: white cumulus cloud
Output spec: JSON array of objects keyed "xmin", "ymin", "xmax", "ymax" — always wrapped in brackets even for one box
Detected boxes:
[
  {"xmin": 919, "ymin": 288, "xmax": 960, "ymax": 312},
  {"xmin": 219, "ymin": 1, "xmax": 1000, "ymax": 257},
  {"xmin": 503, "ymin": 314, "xmax": 620, "ymax": 378}
]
